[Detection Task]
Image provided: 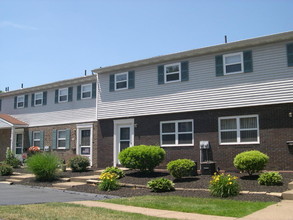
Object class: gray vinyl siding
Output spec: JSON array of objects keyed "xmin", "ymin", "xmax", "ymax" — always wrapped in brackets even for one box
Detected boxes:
[
  {"xmin": 97, "ymin": 41, "xmax": 293, "ymax": 119},
  {"xmin": 1, "ymin": 83, "xmax": 96, "ymax": 127}
]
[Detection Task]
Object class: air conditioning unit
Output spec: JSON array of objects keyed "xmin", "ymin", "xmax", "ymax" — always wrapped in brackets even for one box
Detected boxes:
[{"xmin": 199, "ymin": 141, "xmax": 210, "ymax": 149}]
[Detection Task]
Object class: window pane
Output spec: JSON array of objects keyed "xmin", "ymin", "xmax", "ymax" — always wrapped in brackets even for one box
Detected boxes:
[
  {"xmin": 226, "ymin": 64, "xmax": 242, "ymax": 73},
  {"xmin": 82, "ymin": 85, "xmax": 91, "ymax": 92},
  {"xmin": 59, "ymin": 95, "xmax": 67, "ymax": 102},
  {"xmin": 120, "ymin": 141, "xmax": 130, "ymax": 152},
  {"xmin": 178, "ymin": 134, "xmax": 192, "ymax": 144},
  {"xmin": 34, "ymin": 132, "xmax": 40, "ymax": 139},
  {"xmin": 16, "ymin": 148, "xmax": 22, "ymax": 154},
  {"xmin": 116, "ymin": 81, "xmax": 127, "ymax": 89},
  {"xmin": 35, "ymin": 99, "xmax": 42, "ymax": 105},
  {"xmin": 58, "ymin": 140, "xmax": 66, "ymax": 148},
  {"xmin": 162, "ymin": 134, "xmax": 175, "ymax": 145},
  {"xmin": 58, "ymin": 130, "xmax": 66, "ymax": 139},
  {"xmin": 81, "ymin": 130, "xmax": 90, "ymax": 146},
  {"xmin": 35, "ymin": 93, "xmax": 43, "ymax": 99},
  {"xmin": 166, "ymin": 65, "xmax": 179, "ymax": 73},
  {"xmin": 240, "ymin": 117, "xmax": 257, "ymax": 129},
  {"xmin": 178, "ymin": 122, "xmax": 192, "ymax": 132},
  {"xmin": 162, "ymin": 123, "xmax": 175, "ymax": 133},
  {"xmin": 60, "ymin": 89, "xmax": 68, "ymax": 96},
  {"xmin": 33, "ymin": 141, "xmax": 40, "ymax": 147},
  {"xmin": 166, "ymin": 73, "xmax": 179, "ymax": 82},
  {"xmin": 17, "ymin": 96, "xmax": 24, "ymax": 102},
  {"xmin": 240, "ymin": 130, "xmax": 258, "ymax": 142},
  {"xmin": 220, "ymin": 119, "xmax": 237, "ymax": 130},
  {"xmin": 16, "ymin": 134, "xmax": 23, "ymax": 147},
  {"xmin": 120, "ymin": 127, "xmax": 130, "ymax": 140},
  {"xmin": 225, "ymin": 54, "xmax": 241, "ymax": 64},
  {"xmin": 18, "ymin": 102, "xmax": 24, "ymax": 107},
  {"xmin": 116, "ymin": 74, "xmax": 127, "ymax": 82},
  {"xmin": 82, "ymin": 91, "xmax": 91, "ymax": 98},
  {"xmin": 221, "ymin": 131, "xmax": 237, "ymax": 143}
]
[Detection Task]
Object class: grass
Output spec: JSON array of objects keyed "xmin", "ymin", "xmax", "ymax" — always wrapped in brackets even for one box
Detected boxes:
[
  {"xmin": 105, "ymin": 195, "xmax": 275, "ymax": 218},
  {"xmin": 0, "ymin": 203, "xmax": 173, "ymax": 220}
]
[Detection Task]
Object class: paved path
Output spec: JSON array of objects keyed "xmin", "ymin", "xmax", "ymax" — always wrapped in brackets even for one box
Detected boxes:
[{"xmin": 0, "ymin": 183, "xmax": 118, "ymax": 205}]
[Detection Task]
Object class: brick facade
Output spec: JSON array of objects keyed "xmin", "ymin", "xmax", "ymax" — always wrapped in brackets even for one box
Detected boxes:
[
  {"xmin": 0, "ymin": 129, "xmax": 11, "ymax": 161},
  {"xmin": 97, "ymin": 103, "xmax": 293, "ymax": 170}
]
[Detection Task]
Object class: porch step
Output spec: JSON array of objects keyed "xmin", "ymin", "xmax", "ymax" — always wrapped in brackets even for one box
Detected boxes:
[
  {"xmin": 70, "ymin": 175, "xmax": 99, "ymax": 182},
  {"xmin": 52, "ymin": 181, "xmax": 86, "ymax": 189},
  {"xmin": 11, "ymin": 173, "xmax": 35, "ymax": 179},
  {"xmin": 0, "ymin": 181, "xmax": 13, "ymax": 185},
  {"xmin": 288, "ymin": 181, "xmax": 293, "ymax": 190},
  {"xmin": 5, "ymin": 178, "xmax": 23, "ymax": 183},
  {"xmin": 282, "ymin": 190, "xmax": 293, "ymax": 200}
]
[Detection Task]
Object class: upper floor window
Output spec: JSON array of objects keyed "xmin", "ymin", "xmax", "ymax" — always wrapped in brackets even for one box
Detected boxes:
[
  {"xmin": 109, "ymin": 71, "xmax": 135, "ymax": 92},
  {"xmin": 81, "ymin": 84, "xmax": 92, "ymax": 99},
  {"xmin": 223, "ymin": 52, "xmax": 243, "ymax": 74},
  {"xmin": 218, "ymin": 115, "xmax": 259, "ymax": 145},
  {"xmin": 115, "ymin": 72, "xmax": 128, "ymax": 90},
  {"xmin": 34, "ymin": 92, "xmax": 43, "ymax": 106},
  {"xmin": 17, "ymin": 95, "xmax": 25, "ymax": 108},
  {"xmin": 160, "ymin": 119, "xmax": 194, "ymax": 147},
  {"xmin": 287, "ymin": 43, "xmax": 293, "ymax": 67},
  {"xmin": 0, "ymin": 99, "xmax": 2, "ymax": 111},
  {"xmin": 55, "ymin": 87, "xmax": 72, "ymax": 103},
  {"xmin": 158, "ymin": 61, "xmax": 189, "ymax": 85}
]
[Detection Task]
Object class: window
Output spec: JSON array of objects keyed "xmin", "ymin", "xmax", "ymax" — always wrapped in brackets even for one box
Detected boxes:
[
  {"xmin": 115, "ymin": 72, "xmax": 128, "ymax": 90},
  {"xmin": 219, "ymin": 115, "xmax": 259, "ymax": 144},
  {"xmin": 164, "ymin": 63, "xmax": 181, "ymax": 83},
  {"xmin": 0, "ymin": 99, "xmax": 2, "ymax": 111},
  {"xmin": 81, "ymin": 84, "xmax": 92, "ymax": 99},
  {"xmin": 160, "ymin": 120, "xmax": 193, "ymax": 146},
  {"xmin": 17, "ymin": 95, "xmax": 25, "ymax": 108},
  {"xmin": 223, "ymin": 52, "xmax": 243, "ymax": 74},
  {"xmin": 34, "ymin": 92, "xmax": 43, "ymax": 106},
  {"xmin": 33, "ymin": 131, "xmax": 41, "ymax": 147},
  {"xmin": 57, "ymin": 130, "xmax": 66, "ymax": 148},
  {"xmin": 59, "ymin": 88, "xmax": 68, "ymax": 102}
]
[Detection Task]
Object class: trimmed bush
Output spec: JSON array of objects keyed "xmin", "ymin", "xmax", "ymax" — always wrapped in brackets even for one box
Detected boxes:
[
  {"xmin": 118, "ymin": 145, "xmax": 165, "ymax": 172},
  {"xmin": 69, "ymin": 155, "xmax": 90, "ymax": 172},
  {"xmin": 26, "ymin": 153, "xmax": 60, "ymax": 181},
  {"xmin": 209, "ymin": 173, "xmax": 240, "ymax": 197},
  {"xmin": 233, "ymin": 150, "xmax": 269, "ymax": 176},
  {"xmin": 0, "ymin": 163, "xmax": 13, "ymax": 176},
  {"xmin": 102, "ymin": 166, "xmax": 125, "ymax": 179},
  {"xmin": 147, "ymin": 177, "xmax": 175, "ymax": 192},
  {"xmin": 98, "ymin": 172, "xmax": 120, "ymax": 191},
  {"xmin": 258, "ymin": 172, "xmax": 283, "ymax": 186},
  {"xmin": 5, "ymin": 148, "xmax": 21, "ymax": 168},
  {"xmin": 167, "ymin": 159, "xmax": 196, "ymax": 179}
]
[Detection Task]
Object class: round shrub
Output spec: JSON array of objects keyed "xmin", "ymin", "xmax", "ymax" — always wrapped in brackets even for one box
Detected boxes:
[
  {"xmin": 118, "ymin": 145, "xmax": 165, "ymax": 172},
  {"xmin": 233, "ymin": 150, "xmax": 269, "ymax": 176},
  {"xmin": 258, "ymin": 172, "xmax": 283, "ymax": 186},
  {"xmin": 102, "ymin": 166, "xmax": 125, "ymax": 179},
  {"xmin": 167, "ymin": 159, "xmax": 196, "ymax": 179},
  {"xmin": 0, "ymin": 163, "xmax": 13, "ymax": 176},
  {"xmin": 147, "ymin": 177, "xmax": 175, "ymax": 192},
  {"xmin": 209, "ymin": 173, "xmax": 240, "ymax": 197},
  {"xmin": 69, "ymin": 155, "xmax": 90, "ymax": 172},
  {"xmin": 26, "ymin": 153, "xmax": 60, "ymax": 181}
]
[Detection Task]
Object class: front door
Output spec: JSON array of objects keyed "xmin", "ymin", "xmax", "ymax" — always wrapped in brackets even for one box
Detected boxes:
[
  {"xmin": 77, "ymin": 124, "xmax": 93, "ymax": 166},
  {"xmin": 15, "ymin": 129, "xmax": 24, "ymax": 160}
]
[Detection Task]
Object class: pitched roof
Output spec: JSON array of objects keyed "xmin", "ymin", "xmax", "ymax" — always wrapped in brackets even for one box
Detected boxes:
[{"xmin": 0, "ymin": 114, "xmax": 28, "ymax": 126}]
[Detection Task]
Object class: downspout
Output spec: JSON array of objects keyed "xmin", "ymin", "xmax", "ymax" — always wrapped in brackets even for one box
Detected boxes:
[{"xmin": 10, "ymin": 126, "xmax": 15, "ymax": 153}]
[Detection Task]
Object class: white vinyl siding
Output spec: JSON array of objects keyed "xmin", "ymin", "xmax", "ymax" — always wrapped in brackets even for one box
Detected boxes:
[
  {"xmin": 17, "ymin": 95, "xmax": 25, "ymax": 109},
  {"xmin": 219, "ymin": 115, "xmax": 259, "ymax": 145}
]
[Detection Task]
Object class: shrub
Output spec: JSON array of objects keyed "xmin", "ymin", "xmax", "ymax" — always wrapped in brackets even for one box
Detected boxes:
[
  {"xmin": 167, "ymin": 159, "xmax": 196, "ymax": 179},
  {"xmin": 69, "ymin": 156, "xmax": 90, "ymax": 172},
  {"xmin": 209, "ymin": 173, "xmax": 240, "ymax": 197},
  {"xmin": 0, "ymin": 163, "xmax": 13, "ymax": 176},
  {"xmin": 118, "ymin": 145, "xmax": 165, "ymax": 172},
  {"xmin": 233, "ymin": 150, "xmax": 269, "ymax": 176},
  {"xmin": 147, "ymin": 177, "xmax": 175, "ymax": 192},
  {"xmin": 98, "ymin": 172, "xmax": 120, "ymax": 191},
  {"xmin": 258, "ymin": 172, "xmax": 283, "ymax": 186},
  {"xmin": 26, "ymin": 153, "xmax": 60, "ymax": 181},
  {"xmin": 5, "ymin": 148, "xmax": 21, "ymax": 168},
  {"xmin": 102, "ymin": 166, "xmax": 125, "ymax": 179}
]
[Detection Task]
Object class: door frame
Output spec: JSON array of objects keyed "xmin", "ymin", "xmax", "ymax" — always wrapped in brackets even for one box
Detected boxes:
[
  {"xmin": 76, "ymin": 123, "xmax": 93, "ymax": 166},
  {"xmin": 14, "ymin": 128, "xmax": 24, "ymax": 160},
  {"xmin": 113, "ymin": 119, "xmax": 134, "ymax": 167}
]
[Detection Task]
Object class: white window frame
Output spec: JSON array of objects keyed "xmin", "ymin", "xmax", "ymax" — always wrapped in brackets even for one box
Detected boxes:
[
  {"xmin": 115, "ymin": 72, "xmax": 128, "ymax": 91},
  {"xmin": 218, "ymin": 115, "xmax": 259, "ymax": 145},
  {"xmin": 17, "ymin": 95, "xmax": 25, "ymax": 109},
  {"xmin": 58, "ymin": 88, "xmax": 68, "ymax": 103},
  {"xmin": 223, "ymin": 52, "xmax": 244, "ymax": 75},
  {"xmin": 160, "ymin": 119, "xmax": 194, "ymax": 147},
  {"xmin": 34, "ymin": 92, "xmax": 43, "ymax": 106},
  {"xmin": 33, "ymin": 131, "xmax": 41, "ymax": 147},
  {"xmin": 164, "ymin": 63, "xmax": 181, "ymax": 83},
  {"xmin": 81, "ymin": 84, "xmax": 92, "ymax": 99},
  {"xmin": 57, "ymin": 130, "xmax": 66, "ymax": 149}
]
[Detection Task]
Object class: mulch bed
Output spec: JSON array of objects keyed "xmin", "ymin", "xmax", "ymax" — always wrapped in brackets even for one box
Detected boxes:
[{"xmin": 5, "ymin": 168, "xmax": 293, "ymax": 202}]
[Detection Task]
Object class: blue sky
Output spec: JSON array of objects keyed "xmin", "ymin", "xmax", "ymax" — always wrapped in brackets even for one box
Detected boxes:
[{"xmin": 0, "ymin": 0, "xmax": 292, "ymax": 91}]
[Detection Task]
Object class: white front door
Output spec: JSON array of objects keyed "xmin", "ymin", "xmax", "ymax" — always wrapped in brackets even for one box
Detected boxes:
[
  {"xmin": 77, "ymin": 124, "xmax": 93, "ymax": 166},
  {"xmin": 114, "ymin": 119, "xmax": 134, "ymax": 166}
]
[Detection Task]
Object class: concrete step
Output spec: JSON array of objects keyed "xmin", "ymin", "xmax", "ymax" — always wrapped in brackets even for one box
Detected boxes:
[
  {"xmin": 11, "ymin": 173, "xmax": 35, "ymax": 179},
  {"xmin": 70, "ymin": 175, "xmax": 99, "ymax": 182},
  {"xmin": 0, "ymin": 181, "xmax": 13, "ymax": 185},
  {"xmin": 5, "ymin": 178, "xmax": 23, "ymax": 183},
  {"xmin": 288, "ymin": 181, "xmax": 293, "ymax": 190},
  {"xmin": 282, "ymin": 190, "xmax": 293, "ymax": 200}
]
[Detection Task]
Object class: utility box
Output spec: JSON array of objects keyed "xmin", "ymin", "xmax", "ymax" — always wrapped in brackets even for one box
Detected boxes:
[{"xmin": 200, "ymin": 161, "xmax": 216, "ymax": 175}]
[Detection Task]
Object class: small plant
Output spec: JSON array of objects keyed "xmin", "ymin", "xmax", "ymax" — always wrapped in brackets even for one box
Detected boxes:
[
  {"xmin": 167, "ymin": 159, "xmax": 196, "ymax": 179},
  {"xmin": 98, "ymin": 172, "xmax": 119, "ymax": 191},
  {"xmin": 209, "ymin": 173, "xmax": 240, "ymax": 197},
  {"xmin": 118, "ymin": 145, "xmax": 165, "ymax": 172},
  {"xmin": 258, "ymin": 172, "xmax": 283, "ymax": 186},
  {"xmin": 147, "ymin": 177, "xmax": 175, "ymax": 192},
  {"xmin": 0, "ymin": 163, "xmax": 13, "ymax": 176},
  {"xmin": 233, "ymin": 150, "xmax": 269, "ymax": 176},
  {"xmin": 69, "ymin": 155, "xmax": 90, "ymax": 172},
  {"xmin": 5, "ymin": 148, "xmax": 21, "ymax": 168},
  {"xmin": 102, "ymin": 166, "xmax": 125, "ymax": 179},
  {"xmin": 26, "ymin": 153, "xmax": 61, "ymax": 181}
]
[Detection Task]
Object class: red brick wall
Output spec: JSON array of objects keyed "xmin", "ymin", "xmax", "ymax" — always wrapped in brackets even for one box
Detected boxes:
[{"xmin": 0, "ymin": 129, "xmax": 11, "ymax": 161}]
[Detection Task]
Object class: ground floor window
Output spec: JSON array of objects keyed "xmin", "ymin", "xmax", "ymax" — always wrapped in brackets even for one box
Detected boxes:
[
  {"xmin": 219, "ymin": 115, "xmax": 259, "ymax": 144},
  {"xmin": 33, "ymin": 131, "xmax": 41, "ymax": 147},
  {"xmin": 160, "ymin": 119, "xmax": 194, "ymax": 146}
]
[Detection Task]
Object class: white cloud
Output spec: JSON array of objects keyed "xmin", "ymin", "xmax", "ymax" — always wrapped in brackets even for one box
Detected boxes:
[{"xmin": 0, "ymin": 21, "xmax": 38, "ymax": 30}]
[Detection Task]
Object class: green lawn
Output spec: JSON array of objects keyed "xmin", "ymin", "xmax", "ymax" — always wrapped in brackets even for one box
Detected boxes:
[
  {"xmin": 0, "ymin": 203, "xmax": 174, "ymax": 220},
  {"xmin": 105, "ymin": 195, "xmax": 275, "ymax": 218}
]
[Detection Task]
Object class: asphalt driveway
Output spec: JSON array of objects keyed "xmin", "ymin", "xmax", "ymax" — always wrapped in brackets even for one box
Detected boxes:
[{"xmin": 0, "ymin": 183, "xmax": 119, "ymax": 205}]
